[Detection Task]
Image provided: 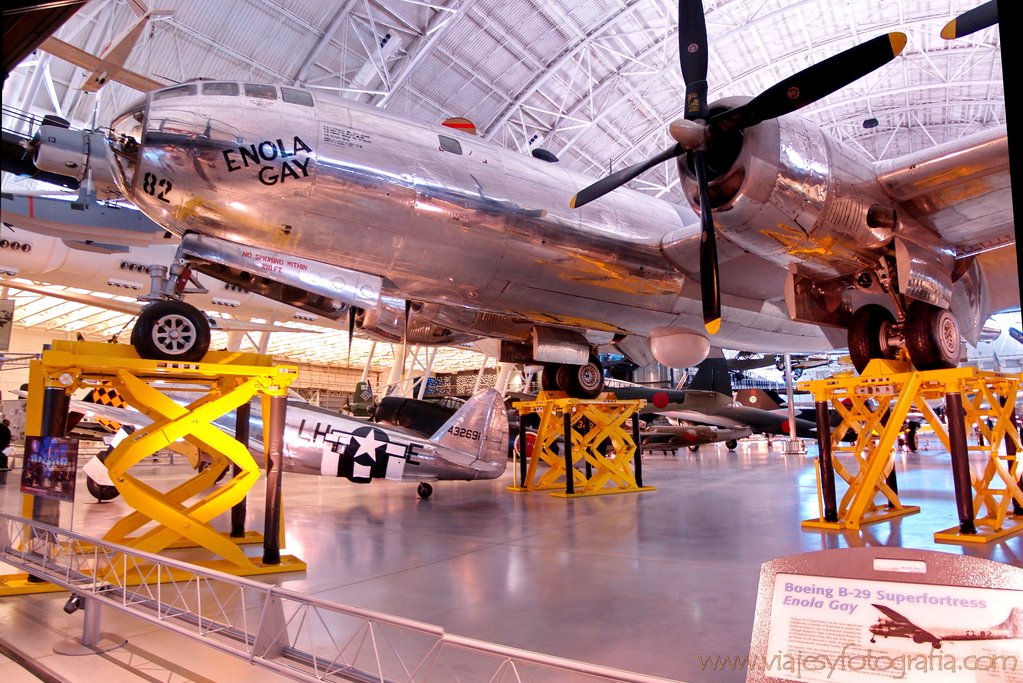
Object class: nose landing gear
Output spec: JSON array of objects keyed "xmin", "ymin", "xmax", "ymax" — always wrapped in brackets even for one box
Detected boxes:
[
  {"xmin": 132, "ymin": 300, "xmax": 211, "ymax": 362},
  {"xmin": 130, "ymin": 259, "xmax": 212, "ymax": 363}
]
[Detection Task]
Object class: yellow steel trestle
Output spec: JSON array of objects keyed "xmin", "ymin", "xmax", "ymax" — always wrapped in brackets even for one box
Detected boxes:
[
  {"xmin": 23, "ymin": 341, "xmax": 304, "ymax": 577},
  {"xmin": 509, "ymin": 392, "xmax": 654, "ymax": 497},
  {"xmin": 800, "ymin": 359, "xmax": 1022, "ymax": 542}
]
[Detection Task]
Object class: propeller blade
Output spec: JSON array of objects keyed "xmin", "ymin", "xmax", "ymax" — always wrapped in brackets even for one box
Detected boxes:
[
  {"xmin": 692, "ymin": 151, "xmax": 720, "ymax": 334},
  {"xmin": 570, "ymin": 144, "xmax": 683, "ymax": 208},
  {"xmin": 678, "ymin": 0, "xmax": 709, "ymax": 121},
  {"xmin": 941, "ymin": 1, "xmax": 997, "ymax": 39},
  {"xmin": 710, "ymin": 32, "xmax": 907, "ymax": 135}
]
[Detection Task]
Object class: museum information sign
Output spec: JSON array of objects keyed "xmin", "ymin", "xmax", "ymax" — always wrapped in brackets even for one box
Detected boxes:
[
  {"xmin": 21, "ymin": 436, "xmax": 79, "ymax": 502},
  {"xmin": 747, "ymin": 549, "xmax": 1023, "ymax": 683}
]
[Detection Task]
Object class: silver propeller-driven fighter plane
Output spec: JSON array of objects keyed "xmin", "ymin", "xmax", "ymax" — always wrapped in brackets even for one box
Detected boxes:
[
  {"xmin": 14, "ymin": 0, "xmax": 1018, "ymax": 397},
  {"xmin": 74, "ymin": 388, "xmax": 509, "ymax": 500}
]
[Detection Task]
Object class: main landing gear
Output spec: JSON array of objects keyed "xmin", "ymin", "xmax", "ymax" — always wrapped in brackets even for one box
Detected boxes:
[
  {"xmin": 541, "ymin": 354, "xmax": 605, "ymax": 399},
  {"xmin": 847, "ymin": 301, "xmax": 959, "ymax": 374}
]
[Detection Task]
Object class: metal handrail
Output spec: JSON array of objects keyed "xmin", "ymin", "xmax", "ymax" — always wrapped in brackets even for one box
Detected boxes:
[{"xmin": 1, "ymin": 512, "xmax": 683, "ymax": 683}]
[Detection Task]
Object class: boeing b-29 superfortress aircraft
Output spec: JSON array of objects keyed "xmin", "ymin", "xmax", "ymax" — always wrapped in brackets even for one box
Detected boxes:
[{"xmin": 14, "ymin": 0, "xmax": 1018, "ymax": 398}]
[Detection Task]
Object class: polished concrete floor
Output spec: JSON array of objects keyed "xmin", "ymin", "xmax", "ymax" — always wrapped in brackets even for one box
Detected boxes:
[{"xmin": 1, "ymin": 434, "xmax": 1021, "ymax": 683}]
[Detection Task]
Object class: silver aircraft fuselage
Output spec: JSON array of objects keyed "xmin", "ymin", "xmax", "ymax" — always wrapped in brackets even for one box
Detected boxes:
[{"xmin": 106, "ymin": 82, "xmax": 829, "ymax": 352}]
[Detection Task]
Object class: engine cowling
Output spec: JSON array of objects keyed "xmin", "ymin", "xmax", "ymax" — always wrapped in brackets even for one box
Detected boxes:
[
  {"xmin": 31, "ymin": 124, "xmax": 119, "ymax": 196},
  {"xmin": 678, "ymin": 98, "xmax": 896, "ymax": 280}
]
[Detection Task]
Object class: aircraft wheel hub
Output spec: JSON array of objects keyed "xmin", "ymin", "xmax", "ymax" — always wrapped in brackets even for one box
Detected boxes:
[{"xmin": 154, "ymin": 314, "xmax": 196, "ymax": 353}]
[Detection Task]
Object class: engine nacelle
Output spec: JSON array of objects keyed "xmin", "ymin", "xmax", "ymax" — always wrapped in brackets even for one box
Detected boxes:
[
  {"xmin": 679, "ymin": 98, "xmax": 896, "ymax": 280},
  {"xmin": 356, "ymin": 297, "xmax": 479, "ymax": 346},
  {"xmin": 648, "ymin": 326, "xmax": 710, "ymax": 368},
  {"xmin": 32, "ymin": 125, "xmax": 119, "ymax": 195}
]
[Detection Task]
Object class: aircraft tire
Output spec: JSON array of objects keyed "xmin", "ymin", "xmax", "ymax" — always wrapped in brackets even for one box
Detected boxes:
[
  {"xmin": 848, "ymin": 304, "xmax": 898, "ymax": 374},
  {"xmin": 688, "ymin": 444, "xmax": 699, "ymax": 452},
  {"xmin": 541, "ymin": 363, "xmax": 561, "ymax": 393},
  {"xmin": 906, "ymin": 424, "xmax": 919, "ymax": 452},
  {"xmin": 86, "ymin": 476, "xmax": 120, "ymax": 502},
  {"xmin": 725, "ymin": 439, "xmax": 738, "ymax": 450},
  {"xmin": 133, "ymin": 301, "xmax": 211, "ymax": 363},
  {"xmin": 556, "ymin": 355, "xmax": 604, "ymax": 399},
  {"xmin": 905, "ymin": 301, "xmax": 959, "ymax": 371},
  {"xmin": 417, "ymin": 482, "xmax": 433, "ymax": 499}
]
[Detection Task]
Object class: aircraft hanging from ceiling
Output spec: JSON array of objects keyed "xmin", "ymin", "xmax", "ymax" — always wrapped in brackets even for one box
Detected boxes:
[
  {"xmin": 36, "ymin": 0, "xmax": 170, "ymax": 93},
  {"xmin": 4, "ymin": 0, "xmax": 1016, "ymax": 399}
]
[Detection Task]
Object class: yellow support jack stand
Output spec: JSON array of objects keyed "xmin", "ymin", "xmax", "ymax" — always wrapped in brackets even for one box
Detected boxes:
[
  {"xmin": 508, "ymin": 392, "xmax": 654, "ymax": 497},
  {"xmin": 800, "ymin": 359, "xmax": 1022, "ymax": 543},
  {"xmin": 7, "ymin": 340, "xmax": 305, "ymax": 594}
]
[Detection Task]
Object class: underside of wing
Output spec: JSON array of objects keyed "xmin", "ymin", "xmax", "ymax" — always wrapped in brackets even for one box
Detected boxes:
[
  {"xmin": 659, "ymin": 410, "xmax": 746, "ymax": 429},
  {"xmin": 876, "ymin": 126, "xmax": 1013, "ymax": 255}
]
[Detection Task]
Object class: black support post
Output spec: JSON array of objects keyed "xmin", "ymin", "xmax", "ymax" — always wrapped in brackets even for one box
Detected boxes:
[
  {"xmin": 945, "ymin": 392, "xmax": 976, "ymax": 534},
  {"xmin": 631, "ymin": 413, "xmax": 643, "ymax": 489},
  {"xmin": 563, "ymin": 411, "xmax": 574, "ymax": 495},
  {"xmin": 262, "ymin": 394, "xmax": 287, "ymax": 565},
  {"xmin": 815, "ymin": 400, "xmax": 838, "ymax": 523},
  {"xmin": 230, "ymin": 401, "xmax": 251, "ymax": 538}
]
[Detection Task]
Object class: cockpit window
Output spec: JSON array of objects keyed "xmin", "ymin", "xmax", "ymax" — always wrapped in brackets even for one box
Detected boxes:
[
  {"xmin": 438, "ymin": 135, "xmax": 462, "ymax": 155},
  {"xmin": 281, "ymin": 88, "xmax": 313, "ymax": 107},
  {"xmin": 108, "ymin": 103, "xmax": 147, "ymax": 189},
  {"xmin": 244, "ymin": 84, "xmax": 276, "ymax": 100},
  {"xmin": 203, "ymin": 82, "xmax": 239, "ymax": 96},
  {"xmin": 153, "ymin": 84, "xmax": 197, "ymax": 100}
]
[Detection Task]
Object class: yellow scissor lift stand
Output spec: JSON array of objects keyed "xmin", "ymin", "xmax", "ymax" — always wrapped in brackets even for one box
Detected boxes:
[
  {"xmin": 508, "ymin": 392, "xmax": 654, "ymax": 497},
  {"xmin": 5, "ymin": 340, "xmax": 305, "ymax": 596},
  {"xmin": 799, "ymin": 359, "xmax": 1022, "ymax": 543}
]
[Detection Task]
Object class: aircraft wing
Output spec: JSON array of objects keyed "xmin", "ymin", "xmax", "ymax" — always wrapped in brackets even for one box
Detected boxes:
[
  {"xmin": 69, "ymin": 397, "xmax": 151, "ymax": 429},
  {"xmin": 39, "ymin": 37, "xmax": 164, "ymax": 92},
  {"xmin": 10, "ymin": 390, "xmax": 151, "ymax": 431},
  {"xmin": 2, "ymin": 280, "xmax": 319, "ymax": 334},
  {"xmin": 877, "ymin": 126, "xmax": 1013, "ymax": 255},
  {"xmin": 660, "ymin": 411, "xmax": 747, "ymax": 429},
  {"xmin": 872, "ymin": 604, "xmax": 914, "ymax": 624},
  {"xmin": 871, "ymin": 604, "xmax": 942, "ymax": 642}
]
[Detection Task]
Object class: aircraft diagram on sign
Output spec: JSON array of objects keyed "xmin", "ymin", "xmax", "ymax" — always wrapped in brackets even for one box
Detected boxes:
[
  {"xmin": 1, "ymin": 0, "xmax": 1016, "ymax": 398},
  {"xmin": 70, "ymin": 387, "xmax": 509, "ymax": 500},
  {"xmin": 868, "ymin": 603, "xmax": 1023, "ymax": 650}
]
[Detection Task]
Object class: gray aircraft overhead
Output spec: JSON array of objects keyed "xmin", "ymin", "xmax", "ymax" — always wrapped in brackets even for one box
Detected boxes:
[
  {"xmin": 72, "ymin": 388, "xmax": 509, "ymax": 500},
  {"xmin": 9, "ymin": 0, "xmax": 1018, "ymax": 398}
]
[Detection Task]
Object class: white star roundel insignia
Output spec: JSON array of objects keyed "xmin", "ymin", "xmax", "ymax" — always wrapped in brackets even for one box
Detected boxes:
[{"xmin": 346, "ymin": 426, "xmax": 390, "ymax": 469}]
